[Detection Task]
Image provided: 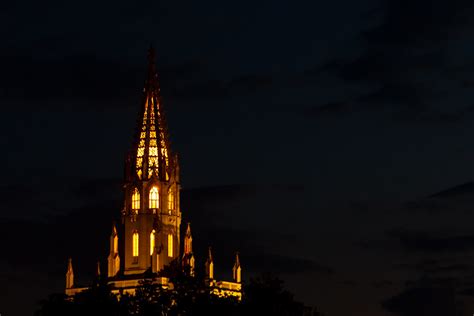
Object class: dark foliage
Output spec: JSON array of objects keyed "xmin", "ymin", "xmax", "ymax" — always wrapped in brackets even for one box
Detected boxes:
[{"xmin": 36, "ymin": 264, "xmax": 321, "ymax": 316}]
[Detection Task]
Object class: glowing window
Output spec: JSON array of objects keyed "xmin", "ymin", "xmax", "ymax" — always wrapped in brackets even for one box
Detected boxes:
[
  {"xmin": 168, "ymin": 191, "xmax": 174, "ymax": 210},
  {"xmin": 150, "ymin": 230, "xmax": 155, "ymax": 256},
  {"xmin": 149, "ymin": 156, "xmax": 158, "ymax": 166},
  {"xmin": 132, "ymin": 232, "xmax": 139, "ymax": 257},
  {"xmin": 149, "ymin": 187, "xmax": 159, "ymax": 209},
  {"xmin": 132, "ymin": 188, "xmax": 140, "ymax": 211},
  {"xmin": 149, "ymin": 147, "xmax": 158, "ymax": 156},
  {"xmin": 168, "ymin": 234, "xmax": 173, "ymax": 257}
]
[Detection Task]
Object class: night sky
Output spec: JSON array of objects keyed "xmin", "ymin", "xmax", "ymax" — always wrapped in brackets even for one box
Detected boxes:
[{"xmin": 3, "ymin": 0, "xmax": 474, "ymax": 315}]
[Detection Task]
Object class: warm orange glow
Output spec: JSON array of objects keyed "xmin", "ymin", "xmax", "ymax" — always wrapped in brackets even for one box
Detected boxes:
[
  {"xmin": 113, "ymin": 235, "xmax": 118, "ymax": 254},
  {"xmin": 132, "ymin": 232, "xmax": 139, "ymax": 257},
  {"xmin": 135, "ymin": 100, "xmax": 148, "ymax": 179},
  {"xmin": 168, "ymin": 191, "xmax": 174, "ymax": 210},
  {"xmin": 150, "ymin": 230, "xmax": 155, "ymax": 255},
  {"xmin": 135, "ymin": 91, "xmax": 172, "ymax": 180},
  {"xmin": 167, "ymin": 234, "xmax": 173, "ymax": 257},
  {"xmin": 236, "ymin": 267, "xmax": 241, "ymax": 283},
  {"xmin": 149, "ymin": 186, "xmax": 159, "ymax": 209},
  {"xmin": 132, "ymin": 188, "xmax": 140, "ymax": 211},
  {"xmin": 208, "ymin": 261, "xmax": 214, "ymax": 279}
]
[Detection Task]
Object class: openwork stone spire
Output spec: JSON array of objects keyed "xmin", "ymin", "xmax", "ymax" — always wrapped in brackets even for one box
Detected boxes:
[{"xmin": 134, "ymin": 47, "xmax": 172, "ymax": 181}]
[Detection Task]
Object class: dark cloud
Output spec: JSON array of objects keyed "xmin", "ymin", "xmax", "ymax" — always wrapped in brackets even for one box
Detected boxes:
[
  {"xmin": 355, "ymin": 83, "xmax": 423, "ymax": 108},
  {"xmin": 170, "ymin": 72, "xmax": 278, "ymax": 100},
  {"xmin": 342, "ymin": 280, "xmax": 358, "ymax": 286},
  {"xmin": 395, "ymin": 259, "xmax": 472, "ymax": 275},
  {"xmin": 0, "ymin": 55, "xmax": 138, "ymax": 107},
  {"xmin": 73, "ymin": 178, "xmax": 122, "ymax": 200},
  {"xmin": 0, "ymin": 54, "xmax": 206, "ymax": 109},
  {"xmin": 304, "ymin": 101, "xmax": 353, "ymax": 117},
  {"xmin": 397, "ymin": 181, "xmax": 474, "ymax": 215},
  {"xmin": 429, "ymin": 182, "xmax": 474, "ymax": 199},
  {"xmin": 373, "ymin": 280, "xmax": 394, "ymax": 289},
  {"xmin": 388, "ymin": 229, "xmax": 474, "ymax": 253},
  {"xmin": 364, "ymin": 0, "xmax": 474, "ymax": 47},
  {"xmin": 310, "ymin": 0, "xmax": 474, "ymax": 121},
  {"xmin": 180, "ymin": 184, "xmax": 326, "ymax": 276},
  {"xmin": 382, "ymin": 283, "xmax": 462, "ymax": 316},
  {"xmin": 187, "ymin": 225, "xmax": 332, "ymax": 276}
]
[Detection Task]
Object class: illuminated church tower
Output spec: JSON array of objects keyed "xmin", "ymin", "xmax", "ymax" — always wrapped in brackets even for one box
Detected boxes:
[
  {"xmin": 65, "ymin": 48, "xmax": 241, "ymax": 299},
  {"xmin": 121, "ymin": 48, "xmax": 181, "ymax": 276}
]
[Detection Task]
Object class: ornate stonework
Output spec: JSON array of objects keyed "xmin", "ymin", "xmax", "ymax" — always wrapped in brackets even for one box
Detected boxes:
[{"xmin": 65, "ymin": 48, "xmax": 241, "ymax": 299}]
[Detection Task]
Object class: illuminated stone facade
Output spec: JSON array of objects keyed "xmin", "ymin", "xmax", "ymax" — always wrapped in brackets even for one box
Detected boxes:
[{"xmin": 65, "ymin": 48, "xmax": 241, "ymax": 299}]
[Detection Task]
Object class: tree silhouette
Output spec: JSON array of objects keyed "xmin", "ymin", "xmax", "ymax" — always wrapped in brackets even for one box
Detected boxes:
[{"xmin": 36, "ymin": 265, "xmax": 321, "ymax": 316}]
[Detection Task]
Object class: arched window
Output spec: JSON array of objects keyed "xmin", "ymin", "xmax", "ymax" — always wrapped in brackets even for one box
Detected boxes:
[
  {"xmin": 168, "ymin": 190, "xmax": 174, "ymax": 210},
  {"xmin": 168, "ymin": 234, "xmax": 173, "ymax": 257},
  {"xmin": 149, "ymin": 186, "xmax": 159, "ymax": 209},
  {"xmin": 132, "ymin": 188, "xmax": 140, "ymax": 211},
  {"xmin": 150, "ymin": 230, "xmax": 156, "ymax": 256},
  {"xmin": 132, "ymin": 231, "xmax": 139, "ymax": 257}
]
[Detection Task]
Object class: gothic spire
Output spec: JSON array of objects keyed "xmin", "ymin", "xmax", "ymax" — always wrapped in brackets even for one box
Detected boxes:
[{"xmin": 133, "ymin": 47, "xmax": 172, "ymax": 181}]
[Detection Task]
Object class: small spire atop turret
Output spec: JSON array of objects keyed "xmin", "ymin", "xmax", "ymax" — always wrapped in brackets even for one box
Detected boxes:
[
  {"xmin": 208, "ymin": 246, "xmax": 213, "ymax": 262},
  {"xmin": 232, "ymin": 252, "xmax": 241, "ymax": 283},
  {"xmin": 186, "ymin": 222, "xmax": 191, "ymax": 234},
  {"xmin": 184, "ymin": 223, "xmax": 193, "ymax": 255},
  {"xmin": 112, "ymin": 222, "xmax": 118, "ymax": 235},
  {"xmin": 182, "ymin": 223, "xmax": 195, "ymax": 276},
  {"xmin": 108, "ymin": 222, "xmax": 120, "ymax": 277},
  {"xmin": 66, "ymin": 258, "xmax": 74, "ymax": 289},
  {"xmin": 205, "ymin": 246, "xmax": 214, "ymax": 279}
]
